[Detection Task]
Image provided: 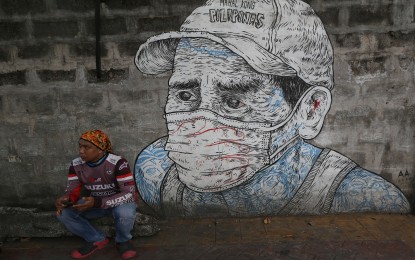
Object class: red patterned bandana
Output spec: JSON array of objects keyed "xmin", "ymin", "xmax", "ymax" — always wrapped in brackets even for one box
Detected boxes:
[{"xmin": 80, "ymin": 129, "xmax": 112, "ymax": 152}]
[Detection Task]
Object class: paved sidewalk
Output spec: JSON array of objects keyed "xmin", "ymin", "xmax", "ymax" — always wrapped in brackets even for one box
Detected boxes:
[{"xmin": 2, "ymin": 213, "xmax": 415, "ymax": 259}]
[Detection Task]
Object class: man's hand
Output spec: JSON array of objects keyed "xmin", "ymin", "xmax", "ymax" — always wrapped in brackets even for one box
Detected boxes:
[
  {"xmin": 55, "ymin": 196, "xmax": 70, "ymax": 211},
  {"xmin": 72, "ymin": 197, "xmax": 95, "ymax": 212}
]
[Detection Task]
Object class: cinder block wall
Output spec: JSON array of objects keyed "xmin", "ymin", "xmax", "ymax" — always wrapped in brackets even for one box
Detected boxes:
[{"xmin": 0, "ymin": 0, "xmax": 414, "ymax": 211}]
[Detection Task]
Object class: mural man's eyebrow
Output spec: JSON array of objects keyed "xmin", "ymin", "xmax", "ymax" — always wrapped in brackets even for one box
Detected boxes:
[
  {"xmin": 217, "ymin": 80, "xmax": 260, "ymax": 93},
  {"xmin": 170, "ymin": 80, "xmax": 200, "ymax": 89}
]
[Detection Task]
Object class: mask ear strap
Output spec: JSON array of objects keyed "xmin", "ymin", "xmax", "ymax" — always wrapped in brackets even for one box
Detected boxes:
[
  {"xmin": 269, "ymin": 135, "xmax": 300, "ymax": 162},
  {"xmin": 259, "ymin": 86, "xmax": 321, "ymax": 132}
]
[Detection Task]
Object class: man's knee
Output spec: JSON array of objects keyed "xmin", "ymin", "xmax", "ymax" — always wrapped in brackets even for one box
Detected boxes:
[
  {"xmin": 57, "ymin": 207, "xmax": 78, "ymax": 223},
  {"xmin": 112, "ymin": 203, "xmax": 137, "ymax": 219}
]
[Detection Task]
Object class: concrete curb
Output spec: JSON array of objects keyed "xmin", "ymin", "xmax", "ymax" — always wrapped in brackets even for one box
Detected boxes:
[{"xmin": 0, "ymin": 207, "xmax": 160, "ymax": 241}]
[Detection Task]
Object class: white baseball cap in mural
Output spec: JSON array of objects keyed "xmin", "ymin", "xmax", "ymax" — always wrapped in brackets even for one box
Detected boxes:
[{"xmin": 135, "ymin": 0, "xmax": 334, "ymax": 89}]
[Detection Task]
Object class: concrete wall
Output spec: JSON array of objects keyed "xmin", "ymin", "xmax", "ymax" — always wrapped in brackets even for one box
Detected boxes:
[{"xmin": 0, "ymin": 0, "xmax": 414, "ymax": 213}]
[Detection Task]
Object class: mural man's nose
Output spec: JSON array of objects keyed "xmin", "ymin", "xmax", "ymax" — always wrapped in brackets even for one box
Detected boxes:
[{"xmin": 197, "ymin": 79, "xmax": 218, "ymax": 112}]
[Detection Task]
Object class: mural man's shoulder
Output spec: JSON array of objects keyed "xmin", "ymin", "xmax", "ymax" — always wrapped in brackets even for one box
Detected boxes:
[
  {"xmin": 332, "ymin": 167, "xmax": 410, "ymax": 213},
  {"xmin": 134, "ymin": 137, "xmax": 173, "ymax": 212},
  {"xmin": 136, "ymin": 137, "xmax": 170, "ymax": 165}
]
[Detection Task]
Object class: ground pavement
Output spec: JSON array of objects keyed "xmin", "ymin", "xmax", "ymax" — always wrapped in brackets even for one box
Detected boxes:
[{"xmin": 2, "ymin": 213, "xmax": 415, "ymax": 259}]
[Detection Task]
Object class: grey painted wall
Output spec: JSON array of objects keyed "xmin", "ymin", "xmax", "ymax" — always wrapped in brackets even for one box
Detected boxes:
[{"xmin": 0, "ymin": 0, "xmax": 414, "ymax": 213}]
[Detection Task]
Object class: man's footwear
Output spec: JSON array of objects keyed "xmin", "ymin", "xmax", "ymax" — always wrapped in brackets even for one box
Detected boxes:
[
  {"xmin": 71, "ymin": 238, "xmax": 109, "ymax": 259},
  {"xmin": 116, "ymin": 241, "xmax": 137, "ymax": 259}
]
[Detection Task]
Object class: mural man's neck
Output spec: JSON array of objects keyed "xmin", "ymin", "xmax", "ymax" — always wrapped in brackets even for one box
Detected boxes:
[{"xmin": 219, "ymin": 139, "xmax": 322, "ymax": 193}]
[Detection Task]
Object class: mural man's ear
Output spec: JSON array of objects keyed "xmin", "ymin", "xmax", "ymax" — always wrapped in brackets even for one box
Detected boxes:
[{"xmin": 296, "ymin": 86, "xmax": 332, "ymax": 139}]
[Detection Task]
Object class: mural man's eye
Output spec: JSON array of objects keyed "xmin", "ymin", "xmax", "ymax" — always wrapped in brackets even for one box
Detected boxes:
[
  {"xmin": 225, "ymin": 98, "xmax": 245, "ymax": 109},
  {"xmin": 177, "ymin": 91, "xmax": 196, "ymax": 102}
]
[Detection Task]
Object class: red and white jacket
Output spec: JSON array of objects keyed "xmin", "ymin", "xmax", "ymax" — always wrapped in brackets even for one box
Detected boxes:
[{"xmin": 65, "ymin": 153, "xmax": 137, "ymax": 209}]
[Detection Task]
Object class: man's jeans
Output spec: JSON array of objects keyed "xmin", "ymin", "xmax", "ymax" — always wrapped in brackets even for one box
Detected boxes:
[{"xmin": 57, "ymin": 202, "xmax": 137, "ymax": 243}]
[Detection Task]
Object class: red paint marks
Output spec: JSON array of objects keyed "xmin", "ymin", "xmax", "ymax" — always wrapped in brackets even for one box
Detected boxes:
[
  {"xmin": 206, "ymin": 140, "xmax": 251, "ymax": 153},
  {"xmin": 169, "ymin": 117, "xmax": 246, "ymax": 139},
  {"xmin": 216, "ymin": 154, "xmax": 249, "ymax": 161},
  {"xmin": 169, "ymin": 116, "xmax": 205, "ymax": 135},
  {"xmin": 313, "ymin": 99, "xmax": 320, "ymax": 110},
  {"xmin": 191, "ymin": 125, "xmax": 239, "ymax": 137}
]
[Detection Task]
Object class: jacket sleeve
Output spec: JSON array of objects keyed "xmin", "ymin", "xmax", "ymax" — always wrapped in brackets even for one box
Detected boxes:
[
  {"xmin": 64, "ymin": 165, "xmax": 82, "ymax": 203},
  {"xmin": 94, "ymin": 158, "xmax": 138, "ymax": 209}
]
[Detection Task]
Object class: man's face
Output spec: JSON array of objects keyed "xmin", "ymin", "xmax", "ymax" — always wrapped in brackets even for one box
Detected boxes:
[
  {"xmin": 164, "ymin": 38, "xmax": 302, "ymax": 191},
  {"xmin": 166, "ymin": 38, "xmax": 292, "ymax": 124},
  {"xmin": 78, "ymin": 139, "xmax": 103, "ymax": 163}
]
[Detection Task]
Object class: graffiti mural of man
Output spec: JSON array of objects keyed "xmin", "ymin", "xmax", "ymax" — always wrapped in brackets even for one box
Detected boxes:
[{"xmin": 133, "ymin": 0, "xmax": 410, "ymax": 217}]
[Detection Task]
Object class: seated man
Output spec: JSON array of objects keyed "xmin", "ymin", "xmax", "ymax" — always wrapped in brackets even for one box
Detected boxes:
[
  {"xmin": 56, "ymin": 130, "xmax": 137, "ymax": 259},
  {"xmin": 133, "ymin": 0, "xmax": 410, "ymax": 217}
]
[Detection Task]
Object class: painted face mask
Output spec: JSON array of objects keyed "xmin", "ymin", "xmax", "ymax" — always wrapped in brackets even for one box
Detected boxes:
[{"xmin": 164, "ymin": 107, "xmax": 299, "ymax": 193}]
